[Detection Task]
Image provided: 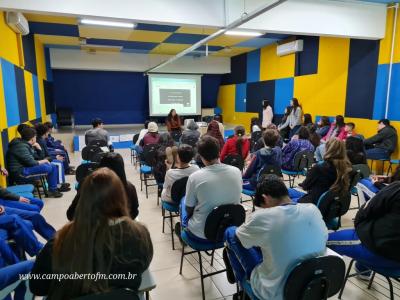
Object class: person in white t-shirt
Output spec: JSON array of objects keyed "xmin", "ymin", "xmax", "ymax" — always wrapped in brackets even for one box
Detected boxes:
[
  {"xmin": 224, "ymin": 175, "xmax": 328, "ymax": 300},
  {"xmin": 136, "ymin": 121, "xmax": 150, "ymax": 146},
  {"xmin": 180, "ymin": 136, "xmax": 242, "ymax": 240},
  {"xmin": 262, "ymin": 100, "xmax": 274, "ymax": 129},
  {"xmin": 161, "ymin": 144, "xmax": 199, "ymax": 203}
]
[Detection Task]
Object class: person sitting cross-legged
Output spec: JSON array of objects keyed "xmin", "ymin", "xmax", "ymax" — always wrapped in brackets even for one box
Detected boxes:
[
  {"xmin": 327, "ymin": 181, "xmax": 400, "ymax": 280},
  {"xmin": 223, "ymin": 175, "xmax": 328, "ymax": 299},
  {"xmin": 179, "ymin": 136, "xmax": 242, "ymax": 240},
  {"xmin": 6, "ymin": 127, "xmax": 62, "ymax": 198},
  {"xmin": 161, "ymin": 144, "xmax": 199, "ymax": 203},
  {"xmin": 0, "ymin": 186, "xmax": 43, "ymax": 212}
]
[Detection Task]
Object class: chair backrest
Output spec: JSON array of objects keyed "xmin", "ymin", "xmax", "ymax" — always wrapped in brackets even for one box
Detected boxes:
[
  {"xmin": 171, "ymin": 176, "xmax": 189, "ymax": 204},
  {"xmin": 284, "ymin": 255, "xmax": 346, "ymax": 300},
  {"xmin": 88, "ymin": 139, "xmax": 108, "ymax": 147},
  {"xmin": 293, "ymin": 150, "xmax": 315, "ymax": 172},
  {"xmin": 84, "ymin": 146, "xmax": 105, "ymax": 162},
  {"xmin": 141, "ymin": 144, "xmax": 159, "ymax": 166},
  {"xmin": 352, "ymin": 164, "xmax": 371, "ymax": 180},
  {"xmin": 73, "ymin": 288, "xmax": 140, "ymax": 300},
  {"xmin": 251, "ymin": 131, "xmax": 263, "ymax": 151},
  {"xmin": 75, "ymin": 162, "xmax": 99, "ymax": 183},
  {"xmin": 316, "ymin": 190, "xmax": 351, "ymax": 222},
  {"xmin": 222, "ymin": 154, "xmax": 245, "ymax": 171},
  {"xmin": 349, "ymin": 169, "xmax": 361, "ymax": 191},
  {"xmin": 132, "ymin": 133, "xmax": 139, "ymax": 144},
  {"xmin": 258, "ymin": 164, "xmax": 283, "ymax": 179},
  {"xmin": 204, "ymin": 204, "xmax": 246, "ymax": 242}
]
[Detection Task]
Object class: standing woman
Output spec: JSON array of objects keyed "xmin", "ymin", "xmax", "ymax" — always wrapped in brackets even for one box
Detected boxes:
[
  {"xmin": 30, "ymin": 168, "xmax": 153, "ymax": 299},
  {"xmin": 166, "ymin": 109, "xmax": 182, "ymax": 133},
  {"xmin": 278, "ymin": 98, "xmax": 303, "ymax": 139},
  {"xmin": 261, "ymin": 100, "xmax": 273, "ymax": 129}
]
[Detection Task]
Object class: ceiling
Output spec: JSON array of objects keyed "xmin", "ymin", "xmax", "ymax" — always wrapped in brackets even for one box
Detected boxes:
[{"xmin": 26, "ymin": 13, "xmax": 289, "ymax": 57}]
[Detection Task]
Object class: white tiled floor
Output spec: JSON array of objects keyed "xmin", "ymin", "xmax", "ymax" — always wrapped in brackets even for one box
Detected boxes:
[{"xmin": 40, "ymin": 149, "xmax": 399, "ymax": 299}]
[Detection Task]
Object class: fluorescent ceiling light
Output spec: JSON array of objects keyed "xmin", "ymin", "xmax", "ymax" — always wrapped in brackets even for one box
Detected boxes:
[
  {"xmin": 225, "ymin": 30, "xmax": 263, "ymax": 37},
  {"xmin": 80, "ymin": 19, "xmax": 135, "ymax": 28}
]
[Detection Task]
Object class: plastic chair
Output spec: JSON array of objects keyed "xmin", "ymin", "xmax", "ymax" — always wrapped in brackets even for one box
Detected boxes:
[
  {"xmin": 162, "ymin": 176, "xmax": 188, "ymax": 250},
  {"xmin": 316, "ymin": 190, "xmax": 351, "ymax": 230},
  {"xmin": 281, "ymin": 150, "xmax": 314, "ymax": 188},
  {"xmin": 139, "ymin": 144, "xmax": 159, "ymax": 198},
  {"xmin": 348, "ymin": 168, "xmax": 362, "ymax": 210},
  {"xmin": 223, "ymin": 154, "xmax": 245, "ymax": 171},
  {"xmin": 387, "ymin": 159, "xmax": 400, "ymax": 176},
  {"xmin": 241, "ymin": 255, "xmax": 346, "ymax": 300},
  {"xmin": 88, "ymin": 139, "xmax": 108, "ymax": 148},
  {"xmin": 15, "ymin": 174, "xmax": 48, "ymax": 199},
  {"xmin": 75, "ymin": 162, "xmax": 99, "ymax": 184},
  {"xmin": 179, "ymin": 204, "xmax": 246, "ymax": 300},
  {"xmin": 250, "ymin": 131, "xmax": 262, "ymax": 153},
  {"xmin": 130, "ymin": 133, "xmax": 140, "ymax": 165},
  {"xmin": 339, "ymin": 259, "xmax": 400, "ymax": 300}
]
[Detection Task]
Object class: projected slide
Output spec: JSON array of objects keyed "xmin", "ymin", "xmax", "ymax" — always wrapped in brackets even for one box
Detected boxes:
[{"xmin": 149, "ymin": 74, "xmax": 201, "ymax": 116}]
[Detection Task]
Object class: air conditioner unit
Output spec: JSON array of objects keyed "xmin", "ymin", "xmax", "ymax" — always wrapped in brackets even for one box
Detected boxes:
[
  {"xmin": 277, "ymin": 40, "xmax": 303, "ymax": 57},
  {"xmin": 6, "ymin": 12, "xmax": 29, "ymax": 35}
]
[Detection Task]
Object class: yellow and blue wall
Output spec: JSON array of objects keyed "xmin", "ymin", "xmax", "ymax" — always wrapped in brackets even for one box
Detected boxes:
[
  {"xmin": 0, "ymin": 11, "xmax": 52, "ymax": 186},
  {"xmin": 217, "ymin": 8, "xmax": 400, "ymax": 156}
]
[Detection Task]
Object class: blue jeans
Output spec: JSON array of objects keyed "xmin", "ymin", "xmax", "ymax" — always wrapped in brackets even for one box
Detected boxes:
[
  {"xmin": 21, "ymin": 163, "xmax": 58, "ymax": 191},
  {"xmin": 0, "ymin": 230, "xmax": 20, "ymax": 265},
  {"xmin": 4, "ymin": 207, "xmax": 55, "ymax": 241},
  {"xmin": 0, "ymin": 260, "xmax": 34, "ymax": 300},
  {"xmin": 289, "ymin": 125, "xmax": 301, "ymax": 139},
  {"xmin": 315, "ymin": 144, "xmax": 326, "ymax": 162},
  {"xmin": 366, "ymin": 148, "xmax": 390, "ymax": 160},
  {"xmin": 288, "ymin": 188, "xmax": 306, "ymax": 203},
  {"xmin": 327, "ymin": 229, "xmax": 400, "ymax": 273},
  {"xmin": 0, "ymin": 215, "xmax": 43, "ymax": 257},
  {"xmin": 51, "ymin": 160, "xmax": 65, "ymax": 184},
  {"xmin": 179, "ymin": 197, "xmax": 209, "ymax": 243},
  {"xmin": 224, "ymin": 226, "xmax": 263, "ymax": 283},
  {"xmin": 0, "ymin": 197, "xmax": 43, "ymax": 212},
  {"xmin": 49, "ymin": 148, "xmax": 71, "ymax": 171}
]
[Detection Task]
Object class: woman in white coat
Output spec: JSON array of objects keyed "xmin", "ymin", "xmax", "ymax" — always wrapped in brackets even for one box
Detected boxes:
[{"xmin": 261, "ymin": 100, "xmax": 273, "ymax": 129}]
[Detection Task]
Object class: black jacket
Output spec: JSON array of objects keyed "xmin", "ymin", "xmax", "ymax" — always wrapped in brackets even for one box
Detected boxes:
[
  {"xmin": 355, "ymin": 182, "xmax": 400, "ymax": 263},
  {"xmin": 6, "ymin": 138, "xmax": 39, "ymax": 179},
  {"xmin": 30, "ymin": 219, "xmax": 153, "ymax": 298},
  {"xmin": 0, "ymin": 187, "xmax": 19, "ymax": 201},
  {"xmin": 364, "ymin": 126, "xmax": 398, "ymax": 153}
]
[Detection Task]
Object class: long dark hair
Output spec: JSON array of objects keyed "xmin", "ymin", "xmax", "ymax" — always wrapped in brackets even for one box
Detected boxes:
[
  {"xmin": 335, "ymin": 115, "xmax": 345, "ymax": 128},
  {"xmin": 292, "ymin": 98, "xmax": 300, "ymax": 109},
  {"xmin": 250, "ymin": 117, "xmax": 261, "ymax": 133},
  {"xmin": 99, "ymin": 152, "xmax": 127, "ymax": 186},
  {"xmin": 345, "ymin": 136, "xmax": 366, "ymax": 165},
  {"xmin": 206, "ymin": 121, "xmax": 224, "ymax": 148},
  {"xmin": 51, "ymin": 168, "xmax": 152, "ymax": 299},
  {"xmin": 320, "ymin": 116, "xmax": 331, "ymax": 127},
  {"xmin": 262, "ymin": 100, "xmax": 270, "ymax": 110},
  {"xmin": 167, "ymin": 109, "xmax": 178, "ymax": 122},
  {"xmin": 234, "ymin": 126, "xmax": 246, "ymax": 157},
  {"xmin": 303, "ymin": 114, "xmax": 313, "ymax": 126}
]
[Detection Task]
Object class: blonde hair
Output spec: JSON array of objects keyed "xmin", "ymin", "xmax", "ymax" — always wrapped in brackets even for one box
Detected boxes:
[{"xmin": 323, "ymin": 139, "xmax": 352, "ymax": 193}]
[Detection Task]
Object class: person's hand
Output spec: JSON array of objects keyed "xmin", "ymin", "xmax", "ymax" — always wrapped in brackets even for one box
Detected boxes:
[
  {"xmin": 19, "ymin": 197, "xmax": 30, "ymax": 204},
  {"xmin": 56, "ymin": 155, "xmax": 64, "ymax": 161},
  {"xmin": 0, "ymin": 167, "xmax": 8, "ymax": 176},
  {"xmin": 291, "ymin": 135, "xmax": 299, "ymax": 140},
  {"xmin": 165, "ymin": 159, "xmax": 172, "ymax": 170},
  {"xmin": 32, "ymin": 142, "xmax": 42, "ymax": 150},
  {"xmin": 371, "ymin": 176, "xmax": 379, "ymax": 184},
  {"xmin": 0, "ymin": 206, "xmax": 5, "ymax": 215},
  {"xmin": 39, "ymin": 159, "xmax": 50, "ymax": 165}
]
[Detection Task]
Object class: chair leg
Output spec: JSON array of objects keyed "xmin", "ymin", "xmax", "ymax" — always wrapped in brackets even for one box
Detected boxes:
[
  {"xmin": 210, "ymin": 249, "xmax": 215, "ymax": 266},
  {"xmin": 179, "ymin": 244, "xmax": 185, "ymax": 275},
  {"xmin": 367, "ymin": 272, "xmax": 376, "ymax": 289},
  {"xmin": 387, "ymin": 163, "xmax": 392, "ymax": 176},
  {"xmin": 198, "ymin": 251, "xmax": 206, "ymax": 300},
  {"xmin": 145, "ymin": 175, "xmax": 148, "ymax": 199},
  {"xmin": 385, "ymin": 277, "xmax": 394, "ymax": 300},
  {"xmin": 170, "ymin": 211, "xmax": 175, "ymax": 250},
  {"xmin": 338, "ymin": 259, "xmax": 355, "ymax": 299},
  {"xmin": 162, "ymin": 208, "xmax": 165, "ymax": 233},
  {"xmin": 140, "ymin": 172, "xmax": 143, "ymax": 191}
]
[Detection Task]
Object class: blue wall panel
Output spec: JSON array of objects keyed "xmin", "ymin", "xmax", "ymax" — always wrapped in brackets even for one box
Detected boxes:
[
  {"xmin": 345, "ymin": 39, "xmax": 379, "ymax": 119},
  {"xmin": 1, "ymin": 59, "xmax": 20, "ymax": 127},
  {"xmin": 32, "ymin": 75, "xmax": 42, "ymax": 118},
  {"xmin": 28, "ymin": 22, "xmax": 79, "ymax": 37},
  {"xmin": 246, "ymin": 49, "xmax": 260, "ymax": 83},
  {"xmin": 201, "ymin": 74, "xmax": 222, "ymax": 108},
  {"xmin": 222, "ymin": 53, "xmax": 247, "ymax": 85},
  {"xmin": 373, "ymin": 64, "xmax": 389, "ymax": 120},
  {"xmin": 22, "ymin": 33, "xmax": 37, "ymax": 75},
  {"xmin": 235, "ymin": 83, "xmax": 247, "ymax": 112},
  {"xmin": 295, "ymin": 36, "xmax": 319, "ymax": 76},
  {"xmin": 14, "ymin": 66, "xmax": 28, "ymax": 123},
  {"xmin": 274, "ymin": 78, "xmax": 294, "ymax": 114},
  {"xmin": 387, "ymin": 63, "xmax": 400, "ymax": 121}
]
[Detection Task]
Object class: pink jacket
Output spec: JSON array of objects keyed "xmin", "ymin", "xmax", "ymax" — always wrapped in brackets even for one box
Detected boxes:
[{"xmin": 322, "ymin": 123, "xmax": 346, "ymax": 142}]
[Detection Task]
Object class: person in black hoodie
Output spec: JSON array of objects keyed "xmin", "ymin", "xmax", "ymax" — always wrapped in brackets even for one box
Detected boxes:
[
  {"xmin": 364, "ymin": 119, "xmax": 398, "ymax": 160},
  {"xmin": 327, "ymin": 182, "xmax": 400, "ymax": 278}
]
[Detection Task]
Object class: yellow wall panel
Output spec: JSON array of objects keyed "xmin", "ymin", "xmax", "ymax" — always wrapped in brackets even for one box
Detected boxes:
[
  {"xmin": 0, "ymin": 11, "xmax": 20, "ymax": 66},
  {"xmin": 176, "ymin": 26, "xmax": 218, "ymax": 35},
  {"xmin": 150, "ymin": 43, "xmax": 189, "ymax": 55},
  {"xmin": 34, "ymin": 36, "xmax": 48, "ymax": 120},
  {"xmin": 294, "ymin": 74, "xmax": 319, "ymax": 117},
  {"xmin": 212, "ymin": 47, "xmax": 255, "ymax": 57},
  {"xmin": 36, "ymin": 35, "xmax": 80, "ymax": 46},
  {"xmin": 0, "ymin": 133, "xmax": 5, "ymax": 187},
  {"xmin": 217, "ymin": 85, "xmax": 235, "ymax": 124},
  {"xmin": 24, "ymin": 13, "xmax": 77, "ymax": 25},
  {"xmin": 208, "ymin": 35, "xmax": 253, "ymax": 47},
  {"xmin": 260, "ymin": 44, "xmax": 295, "ymax": 81},
  {"xmin": 378, "ymin": 8, "xmax": 400, "ymax": 65},
  {"xmin": 24, "ymin": 71, "xmax": 36, "ymax": 120},
  {"xmin": 0, "ymin": 62, "xmax": 7, "ymax": 130}
]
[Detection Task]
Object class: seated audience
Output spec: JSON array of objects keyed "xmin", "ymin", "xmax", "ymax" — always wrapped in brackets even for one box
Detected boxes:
[
  {"xmin": 153, "ymin": 133, "xmax": 175, "ymax": 184},
  {"xmin": 315, "ymin": 116, "xmax": 331, "ymax": 138},
  {"xmin": 166, "ymin": 109, "xmax": 182, "ymax": 133},
  {"xmin": 278, "ymin": 98, "xmax": 303, "ymax": 139},
  {"xmin": 84, "ymin": 118, "xmax": 110, "ymax": 146},
  {"xmin": 30, "ymin": 168, "xmax": 153, "ymax": 299},
  {"xmin": 161, "ymin": 144, "xmax": 199, "ymax": 203},
  {"xmin": 6, "ymin": 127, "xmax": 62, "ymax": 198},
  {"xmin": 327, "ymin": 181, "xmax": 400, "ymax": 279},
  {"xmin": 308, "ymin": 126, "xmax": 321, "ymax": 148},
  {"xmin": 281, "ymin": 126, "xmax": 314, "ymax": 171},
  {"xmin": 338, "ymin": 122, "xmax": 357, "ymax": 141},
  {"xmin": 220, "ymin": 126, "xmax": 250, "ymax": 162},
  {"xmin": 278, "ymin": 106, "xmax": 292, "ymax": 140},
  {"xmin": 0, "ymin": 260, "xmax": 34, "ymax": 300},
  {"xmin": 67, "ymin": 152, "xmax": 139, "ymax": 221},
  {"xmin": 224, "ymin": 175, "xmax": 327, "ymax": 299},
  {"xmin": 206, "ymin": 120, "xmax": 225, "ymax": 148},
  {"xmin": 289, "ymin": 139, "xmax": 352, "ymax": 205},
  {"xmin": 43, "ymin": 122, "xmax": 72, "ymax": 168},
  {"xmin": 346, "ymin": 136, "xmax": 367, "ymax": 165},
  {"xmin": 364, "ymin": 119, "xmax": 398, "ymax": 160},
  {"xmin": 250, "ymin": 117, "xmax": 262, "ymax": 133},
  {"xmin": 180, "ymin": 136, "xmax": 242, "ymax": 240},
  {"xmin": 136, "ymin": 120, "xmax": 149, "ymax": 145},
  {"xmin": 0, "ymin": 186, "xmax": 43, "ymax": 212},
  {"xmin": 303, "ymin": 113, "xmax": 315, "ymax": 131},
  {"xmin": 140, "ymin": 122, "xmax": 160, "ymax": 146},
  {"xmin": 180, "ymin": 120, "xmax": 200, "ymax": 146},
  {"xmin": 321, "ymin": 115, "xmax": 345, "ymax": 142},
  {"xmin": 213, "ymin": 115, "xmax": 225, "ymax": 137},
  {"xmin": 253, "ymin": 124, "xmax": 283, "ymax": 152},
  {"xmin": 243, "ymin": 129, "xmax": 282, "ymax": 190}
]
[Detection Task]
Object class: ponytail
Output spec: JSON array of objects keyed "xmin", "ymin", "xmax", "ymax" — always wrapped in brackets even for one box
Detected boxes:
[{"xmin": 234, "ymin": 126, "xmax": 246, "ymax": 158}]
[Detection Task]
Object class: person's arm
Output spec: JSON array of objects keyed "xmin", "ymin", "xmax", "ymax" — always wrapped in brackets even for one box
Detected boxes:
[
  {"xmin": 14, "ymin": 146, "xmax": 39, "ymax": 167},
  {"xmin": 278, "ymin": 117, "xmax": 289, "ymax": 130},
  {"xmin": 243, "ymin": 154, "xmax": 258, "ymax": 179},
  {"xmin": 220, "ymin": 139, "xmax": 229, "ymax": 162},
  {"xmin": 235, "ymin": 214, "xmax": 266, "ymax": 249},
  {"xmin": 166, "ymin": 120, "xmax": 171, "ymax": 132},
  {"xmin": 293, "ymin": 107, "xmax": 302, "ymax": 126},
  {"xmin": 300, "ymin": 164, "xmax": 320, "ymax": 191},
  {"xmin": 243, "ymin": 139, "xmax": 250, "ymax": 159},
  {"xmin": 29, "ymin": 240, "xmax": 54, "ymax": 296},
  {"xmin": 184, "ymin": 176, "xmax": 197, "ymax": 219},
  {"xmin": 267, "ymin": 106, "xmax": 273, "ymax": 123},
  {"xmin": 364, "ymin": 131, "xmax": 384, "ymax": 146},
  {"xmin": 127, "ymin": 182, "xmax": 139, "ymax": 220},
  {"xmin": 0, "ymin": 187, "xmax": 19, "ymax": 201}
]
